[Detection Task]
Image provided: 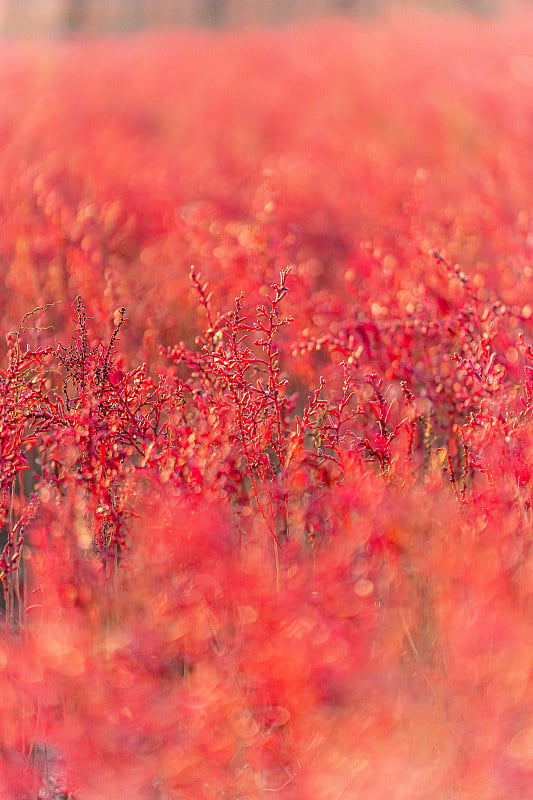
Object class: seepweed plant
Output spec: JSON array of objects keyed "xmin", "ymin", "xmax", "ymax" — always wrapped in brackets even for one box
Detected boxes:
[
  {"xmin": 1, "ymin": 9, "xmax": 533, "ymax": 797},
  {"xmin": 2, "ymin": 259, "xmax": 533, "ymax": 798},
  {"xmin": 0, "ymin": 309, "xmax": 54, "ymax": 633}
]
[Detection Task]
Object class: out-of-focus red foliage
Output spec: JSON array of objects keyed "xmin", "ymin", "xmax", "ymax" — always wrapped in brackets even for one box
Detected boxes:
[{"xmin": 0, "ymin": 5, "xmax": 533, "ymax": 798}]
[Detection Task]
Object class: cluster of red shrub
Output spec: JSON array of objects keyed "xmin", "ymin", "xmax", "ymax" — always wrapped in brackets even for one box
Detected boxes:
[{"xmin": 1, "ymin": 6, "xmax": 533, "ymax": 799}]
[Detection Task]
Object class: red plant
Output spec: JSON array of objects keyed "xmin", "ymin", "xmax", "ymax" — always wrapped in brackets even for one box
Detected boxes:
[{"xmin": 0, "ymin": 6, "xmax": 532, "ymax": 799}]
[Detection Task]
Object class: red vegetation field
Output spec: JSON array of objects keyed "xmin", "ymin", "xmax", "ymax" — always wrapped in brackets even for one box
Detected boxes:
[{"xmin": 1, "ymin": 6, "xmax": 533, "ymax": 798}]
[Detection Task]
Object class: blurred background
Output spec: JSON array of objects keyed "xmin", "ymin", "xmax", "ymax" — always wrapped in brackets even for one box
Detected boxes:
[{"xmin": 0, "ymin": 0, "xmax": 505, "ymax": 35}]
